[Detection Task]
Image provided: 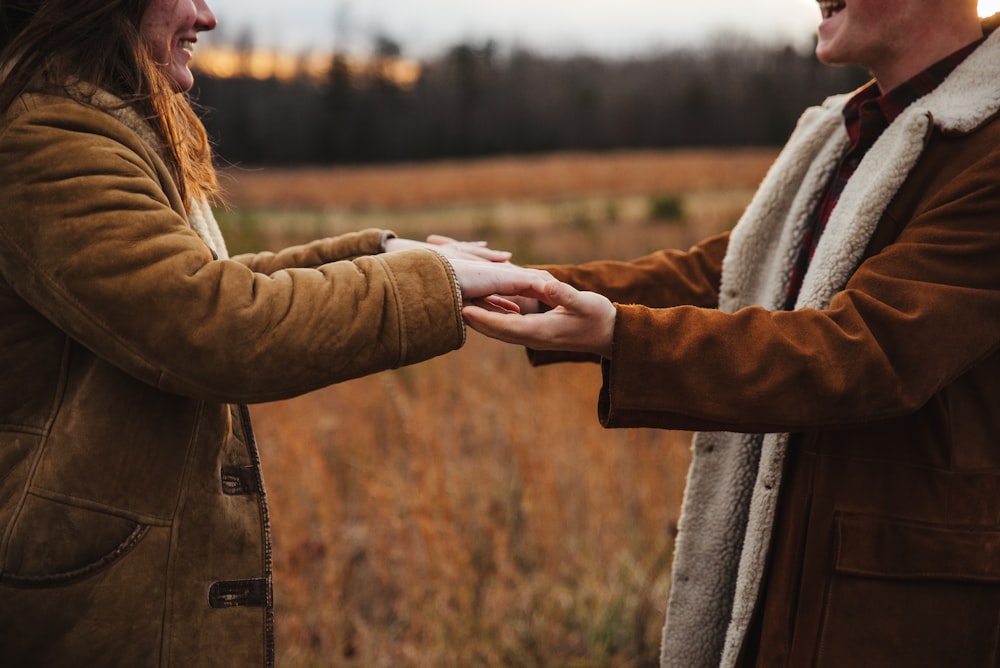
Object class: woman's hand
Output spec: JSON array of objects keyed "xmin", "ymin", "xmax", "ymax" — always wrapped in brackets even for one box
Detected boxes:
[
  {"xmin": 462, "ymin": 281, "xmax": 616, "ymax": 359},
  {"xmin": 447, "ymin": 258, "xmax": 555, "ymax": 309},
  {"xmin": 384, "ymin": 235, "xmax": 512, "ymax": 262}
]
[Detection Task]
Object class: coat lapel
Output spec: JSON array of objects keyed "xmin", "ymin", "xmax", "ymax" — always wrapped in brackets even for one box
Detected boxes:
[{"xmin": 662, "ymin": 26, "xmax": 1000, "ymax": 668}]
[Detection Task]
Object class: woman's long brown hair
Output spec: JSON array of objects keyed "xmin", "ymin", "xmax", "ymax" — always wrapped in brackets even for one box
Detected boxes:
[{"xmin": 0, "ymin": 0, "xmax": 218, "ymax": 205}]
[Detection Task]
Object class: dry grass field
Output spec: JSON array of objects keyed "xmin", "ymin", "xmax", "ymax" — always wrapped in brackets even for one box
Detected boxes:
[{"xmin": 218, "ymin": 149, "xmax": 777, "ymax": 667}]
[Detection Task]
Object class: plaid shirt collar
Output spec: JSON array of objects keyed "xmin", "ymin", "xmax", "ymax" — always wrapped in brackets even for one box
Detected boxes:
[
  {"xmin": 843, "ymin": 37, "xmax": 985, "ymax": 148},
  {"xmin": 782, "ymin": 36, "xmax": 984, "ymax": 310}
]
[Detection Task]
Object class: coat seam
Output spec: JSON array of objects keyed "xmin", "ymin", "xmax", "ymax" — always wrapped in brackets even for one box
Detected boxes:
[
  {"xmin": 0, "ymin": 336, "xmax": 72, "ymax": 574},
  {"xmin": 237, "ymin": 404, "xmax": 275, "ymax": 668},
  {"xmin": 21, "ymin": 488, "xmax": 174, "ymax": 526},
  {"xmin": 0, "ymin": 524, "xmax": 150, "ymax": 587},
  {"xmin": 159, "ymin": 399, "xmax": 205, "ymax": 668},
  {"xmin": 373, "ymin": 254, "xmax": 408, "ymax": 367}
]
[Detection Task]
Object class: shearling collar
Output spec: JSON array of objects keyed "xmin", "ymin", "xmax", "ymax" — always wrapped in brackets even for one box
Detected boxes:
[
  {"xmin": 60, "ymin": 81, "xmax": 230, "ymax": 259},
  {"xmin": 659, "ymin": 26, "xmax": 1000, "ymax": 668}
]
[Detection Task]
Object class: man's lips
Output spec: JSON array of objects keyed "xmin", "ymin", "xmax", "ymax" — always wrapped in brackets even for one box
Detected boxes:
[{"xmin": 817, "ymin": 0, "xmax": 846, "ymax": 19}]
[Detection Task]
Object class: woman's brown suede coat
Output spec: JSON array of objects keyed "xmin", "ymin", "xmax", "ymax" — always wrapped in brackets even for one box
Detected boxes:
[
  {"xmin": 0, "ymin": 92, "xmax": 465, "ymax": 666},
  {"xmin": 538, "ymin": 23, "xmax": 1000, "ymax": 668}
]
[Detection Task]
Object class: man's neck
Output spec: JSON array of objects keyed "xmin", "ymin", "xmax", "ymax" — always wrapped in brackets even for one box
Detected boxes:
[{"xmin": 872, "ymin": 17, "xmax": 984, "ymax": 93}]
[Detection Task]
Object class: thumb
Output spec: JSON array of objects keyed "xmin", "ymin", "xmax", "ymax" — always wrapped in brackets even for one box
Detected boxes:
[{"xmin": 542, "ymin": 280, "xmax": 578, "ymax": 308}]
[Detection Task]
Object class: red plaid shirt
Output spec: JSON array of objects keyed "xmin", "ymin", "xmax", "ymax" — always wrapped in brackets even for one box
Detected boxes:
[{"xmin": 782, "ymin": 38, "xmax": 984, "ymax": 309}]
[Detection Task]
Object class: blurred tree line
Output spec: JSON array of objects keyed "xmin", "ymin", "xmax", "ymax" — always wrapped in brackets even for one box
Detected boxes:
[{"xmin": 194, "ymin": 36, "xmax": 868, "ymax": 166}]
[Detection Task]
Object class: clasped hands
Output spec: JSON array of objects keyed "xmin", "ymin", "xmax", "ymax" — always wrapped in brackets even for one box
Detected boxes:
[{"xmin": 384, "ymin": 235, "xmax": 615, "ymax": 359}]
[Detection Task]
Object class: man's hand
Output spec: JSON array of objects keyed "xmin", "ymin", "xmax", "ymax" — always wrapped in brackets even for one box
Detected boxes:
[{"xmin": 462, "ymin": 281, "xmax": 616, "ymax": 359}]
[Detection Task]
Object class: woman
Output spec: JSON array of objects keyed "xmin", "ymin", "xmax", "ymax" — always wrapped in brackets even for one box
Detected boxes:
[{"xmin": 0, "ymin": 1, "xmax": 550, "ymax": 665}]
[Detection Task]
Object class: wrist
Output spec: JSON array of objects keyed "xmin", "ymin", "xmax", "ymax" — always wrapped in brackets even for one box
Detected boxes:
[
  {"xmin": 377, "ymin": 230, "xmax": 398, "ymax": 253},
  {"xmin": 599, "ymin": 301, "xmax": 617, "ymax": 359}
]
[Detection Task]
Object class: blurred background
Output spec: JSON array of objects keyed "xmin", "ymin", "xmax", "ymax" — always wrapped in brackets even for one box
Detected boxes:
[
  {"xmin": 193, "ymin": 0, "xmax": 1000, "ymax": 166},
  {"xmin": 201, "ymin": 2, "xmax": 1000, "ymax": 666}
]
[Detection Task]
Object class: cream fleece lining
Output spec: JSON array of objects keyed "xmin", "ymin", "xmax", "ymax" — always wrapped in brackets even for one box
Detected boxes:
[
  {"xmin": 659, "ymin": 26, "xmax": 1000, "ymax": 668},
  {"xmin": 82, "ymin": 85, "xmax": 230, "ymax": 260}
]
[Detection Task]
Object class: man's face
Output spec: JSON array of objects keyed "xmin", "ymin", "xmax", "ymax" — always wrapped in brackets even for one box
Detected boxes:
[
  {"xmin": 812, "ymin": 0, "xmax": 980, "ymax": 91},
  {"xmin": 814, "ymin": 0, "xmax": 914, "ymax": 72}
]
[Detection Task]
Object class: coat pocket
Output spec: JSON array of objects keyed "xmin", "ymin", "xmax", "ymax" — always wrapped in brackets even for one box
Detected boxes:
[
  {"xmin": 1, "ymin": 492, "xmax": 148, "ymax": 587},
  {"xmin": 815, "ymin": 512, "xmax": 1000, "ymax": 668}
]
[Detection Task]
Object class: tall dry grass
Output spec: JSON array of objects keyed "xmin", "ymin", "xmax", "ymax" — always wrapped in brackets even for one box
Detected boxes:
[
  {"xmin": 225, "ymin": 150, "xmax": 773, "ymax": 667},
  {"xmin": 217, "ymin": 149, "xmax": 776, "ymax": 211},
  {"xmin": 253, "ymin": 340, "xmax": 691, "ymax": 667}
]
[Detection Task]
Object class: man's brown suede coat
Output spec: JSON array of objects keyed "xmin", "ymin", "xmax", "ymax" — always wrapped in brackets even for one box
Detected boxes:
[
  {"xmin": 538, "ymin": 22, "xmax": 1000, "ymax": 668},
  {"xmin": 0, "ymin": 91, "xmax": 465, "ymax": 666}
]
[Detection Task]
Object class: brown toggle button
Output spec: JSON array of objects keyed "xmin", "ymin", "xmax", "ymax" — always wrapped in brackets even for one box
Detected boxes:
[
  {"xmin": 209, "ymin": 578, "xmax": 268, "ymax": 608},
  {"xmin": 221, "ymin": 465, "xmax": 259, "ymax": 495}
]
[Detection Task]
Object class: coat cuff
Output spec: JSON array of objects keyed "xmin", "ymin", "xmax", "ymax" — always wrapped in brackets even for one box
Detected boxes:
[
  {"xmin": 599, "ymin": 304, "xmax": 680, "ymax": 429},
  {"xmin": 376, "ymin": 248, "xmax": 466, "ymax": 365}
]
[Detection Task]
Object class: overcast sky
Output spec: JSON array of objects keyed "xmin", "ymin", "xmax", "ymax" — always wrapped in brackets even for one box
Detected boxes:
[
  {"xmin": 201, "ymin": 0, "xmax": 817, "ymax": 57},
  {"xmin": 202, "ymin": 0, "xmax": 1000, "ymax": 58}
]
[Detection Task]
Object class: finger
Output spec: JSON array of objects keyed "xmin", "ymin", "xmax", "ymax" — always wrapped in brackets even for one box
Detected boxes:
[
  {"xmin": 467, "ymin": 296, "xmax": 521, "ymax": 314},
  {"xmin": 506, "ymin": 295, "xmax": 541, "ymax": 314},
  {"xmin": 461, "ymin": 305, "xmax": 525, "ymax": 343},
  {"xmin": 516, "ymin": 280, "xmax": 562, "ymax": 304},
  {"xmin": 462, "ymin": 246, "xmax": 513, "ymax": 262},
  {"xmin": 427, "ymin": 235, "xmax": 491, "ymax": 249},
  {"xmin": 486, "ymin": 295, "xmax": 521, "ymax": 313},
  {"xmin": 536, "ymin": 280, "xmax": 578, "ymax": 309},
  {"xmin": 425, "ymin": 234, "xmax": 457, "ymax": 245}
]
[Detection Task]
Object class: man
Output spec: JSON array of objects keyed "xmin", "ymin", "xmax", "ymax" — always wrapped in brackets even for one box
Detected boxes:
[{"xmin": 464, "ymin": 1, "xmax": 1000, "ymax": 666}]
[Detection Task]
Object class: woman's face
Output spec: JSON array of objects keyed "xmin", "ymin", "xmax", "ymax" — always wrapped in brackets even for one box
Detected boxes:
[{"xmin": 140, "ymin": 0, "xmax": 217, "ymax": 92}]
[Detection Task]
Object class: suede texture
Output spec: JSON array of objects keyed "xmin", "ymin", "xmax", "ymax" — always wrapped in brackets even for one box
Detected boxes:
[
  {"xmin": 533, "ymin": 24, "xmax": 1000, "ymax": 668},
  {"xmin": 0, "ymin": 91, "xmax": 465, "ymax": 666}
]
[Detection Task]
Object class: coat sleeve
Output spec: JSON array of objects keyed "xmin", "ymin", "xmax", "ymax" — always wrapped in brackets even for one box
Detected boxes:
[
  {"xmin": 537, "ymin": 231, "xmax": 729, "ymax": 309},
  {"xmin": 0, "ymin": 101, "xmax": 465, "ymax": 404},
  {"xmin": 230, "ymin": 228, "xmax": 388, "ymax": 273},
  {"xmin": 526, "ymin": 232, "xmax": 731, "ymax": 366},
  {"xmin": 598, "ymin": 146, "xmax": 1000, "ymax": 433}
]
